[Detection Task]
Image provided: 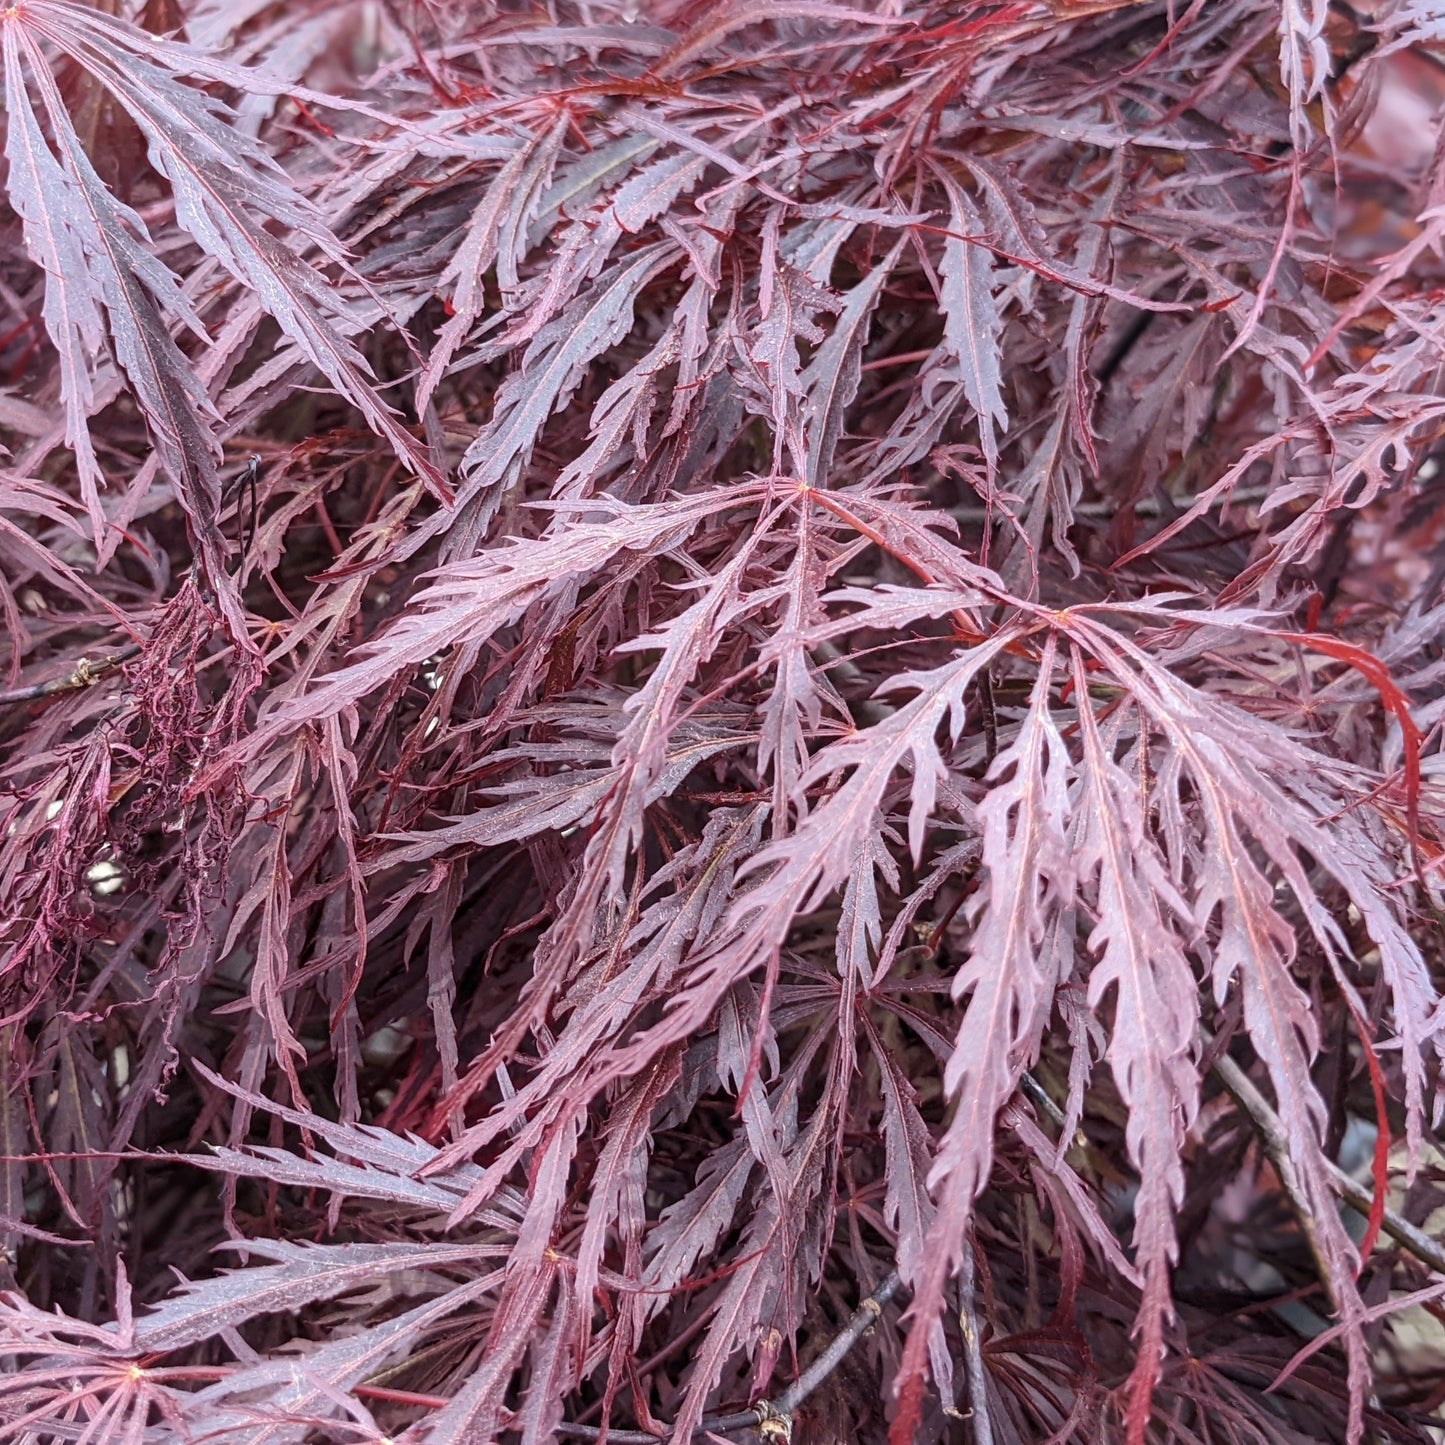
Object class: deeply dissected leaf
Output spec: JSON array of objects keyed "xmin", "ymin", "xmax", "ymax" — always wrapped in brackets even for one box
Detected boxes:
[{"xmin": 134, "ymin": 1239, "xmax": 508, "ymax": 1352}]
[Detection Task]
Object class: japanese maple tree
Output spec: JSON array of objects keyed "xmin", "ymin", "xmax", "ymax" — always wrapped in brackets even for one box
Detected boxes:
[{"xmin": 0, "ymin": 1, "xmax": 1442, "ymax": 1442}]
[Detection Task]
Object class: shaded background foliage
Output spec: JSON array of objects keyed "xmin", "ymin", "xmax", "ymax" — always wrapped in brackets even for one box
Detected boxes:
[{"xmin": 0, "ymin": 0, "xmax": 1443, "ymax": 1440}]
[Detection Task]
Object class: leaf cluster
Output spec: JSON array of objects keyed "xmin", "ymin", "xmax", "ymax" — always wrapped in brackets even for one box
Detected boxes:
[{"xmin": 0, "ymin": 2, "xmax": 1443, "ymax": 1442}]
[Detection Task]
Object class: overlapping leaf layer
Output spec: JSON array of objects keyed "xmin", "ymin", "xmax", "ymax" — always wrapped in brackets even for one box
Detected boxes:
[{"xmin": 0, "ymin": 2, "xmax": 1442, "ymax": 1441}]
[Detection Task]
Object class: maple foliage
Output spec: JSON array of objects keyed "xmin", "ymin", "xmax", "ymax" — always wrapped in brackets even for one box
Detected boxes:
[{"xmin": 0, "ymin": 0, "xmax": 1443, "ymax": 1441}]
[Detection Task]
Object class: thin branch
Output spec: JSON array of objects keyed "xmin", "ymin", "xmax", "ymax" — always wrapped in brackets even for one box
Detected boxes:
[
  {"xmin": 0, "ymin": 646, "xmax": 140, "ymax": 707},
  {"xmin": 956, "ymin": 1239, "xmax": 995, "ymax": 1445},
  {"xmin": 554, "ymin": 1269, "xmax": 905, "ymax": 1442},
  {"xmin": 1218, "ymin": 1047, "xmax": 1345, "ymax": 1308},
  {"xmin": 948, "ymin": 482, "xmax": 1274, "ymax": 525},
  {"xmin": 775, "ymin": 1267, "xmax": 904, "ymax": 1413},
  {"xmin": 1019, "ymin": 1071, "xmax": 1067, "ymax": 1130},
  {"xmin": 1212, "ymin": 1042, "xmax": 1445, "ymax": 1276}
]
